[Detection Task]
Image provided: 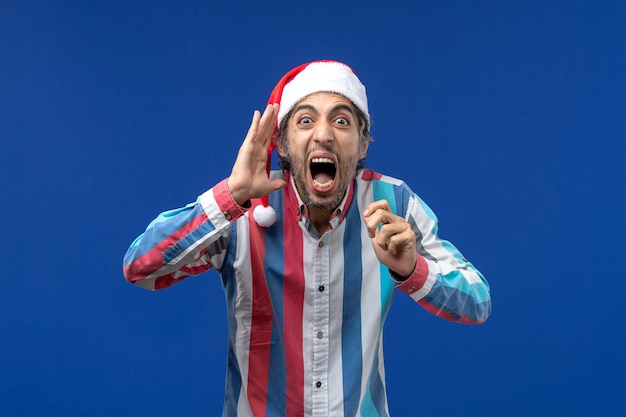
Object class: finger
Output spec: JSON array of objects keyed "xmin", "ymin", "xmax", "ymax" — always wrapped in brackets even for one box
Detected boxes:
[
  {"xmin": 257, "ymin": 103, "xmax": 279, "ymax": 146},
  {"xmin": 363, "ymin": 211, "xmax": 384, "ymax": 238},
  {"xmin": 254, "ymin": 105, "xmax": 271, "ymax": 143},
  {"xmin": 363, "ymin": 209, "xmax": 388, "ymax": 238},
  {"xmin": 244, "ymin": 110, "xmax": 262, "ymax": 144},
  {"xmin": 382, "ymin": 226, "xmax": 414, "ymax": 255},
  {"xmin": 364, "ymin": 208, "xmax": 401, "ymax": 238},
  {"xmin": 376, "ymin": 222, "xmax": 406, "ymax": 252},
  {"xmin": 363, "ymin": 199, "xmax": 390, "ymax": 217}
]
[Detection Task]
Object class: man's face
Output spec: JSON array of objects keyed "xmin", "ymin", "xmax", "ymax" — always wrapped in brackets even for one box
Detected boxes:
[{"xmin": 278, "ymin": 92, "xmax": 368, "ymax": 211}]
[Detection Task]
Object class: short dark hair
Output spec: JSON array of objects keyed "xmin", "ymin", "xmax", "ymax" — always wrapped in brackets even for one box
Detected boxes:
[{"xmin": 275, "ymin": 102, "xmax": 372, "ymax": 171}]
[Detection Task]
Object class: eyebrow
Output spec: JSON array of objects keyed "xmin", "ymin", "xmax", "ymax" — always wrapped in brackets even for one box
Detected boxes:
[{"xmin": 292, "ymin": 103, "xmax": 356, "ymax": 117}]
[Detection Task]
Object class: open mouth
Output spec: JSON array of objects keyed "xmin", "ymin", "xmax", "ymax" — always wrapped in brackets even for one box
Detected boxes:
[{"xmin": 309, "ymin": 156, "xmax": 337, "ymax": 191}]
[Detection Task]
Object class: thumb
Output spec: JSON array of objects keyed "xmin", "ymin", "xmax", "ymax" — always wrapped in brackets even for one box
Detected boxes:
[{"xmin": 269, "ymin": 178, "xmax": 287, "ymax": 192}]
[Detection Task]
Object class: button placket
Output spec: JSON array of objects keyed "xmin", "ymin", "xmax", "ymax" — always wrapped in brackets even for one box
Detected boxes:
[{"xmin": 311, "ymin": 235, "xmax": 330, "ymax": 415}]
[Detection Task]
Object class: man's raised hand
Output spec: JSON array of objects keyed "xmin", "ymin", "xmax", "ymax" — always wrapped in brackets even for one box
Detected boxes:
[{"xmin": 227, "ymin": 103, "xmax": 287, "ymax": 206}]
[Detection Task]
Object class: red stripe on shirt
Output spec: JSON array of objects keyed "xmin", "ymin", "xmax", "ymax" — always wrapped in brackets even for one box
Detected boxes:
[
  {"xmin": 361, "ymin": 168, "xmax": 383, "ymax": 181},
  {"xmin": 417, "ymin": 299, "xmax": 482, "ymax": 324},
  {"xmin": 283, "ymin": 203, "xmax": 305, "ymax": 415},
  {"xmin": 246, "ymin": 218, "xmax": 273, "ymax": 416},
  {"xmin": 154, "ymin": 272, "xmax": 186, "ymax": 290},
  {"xmin": 417, "ymin": 300, "xmax": 458, "ymax": 322}
]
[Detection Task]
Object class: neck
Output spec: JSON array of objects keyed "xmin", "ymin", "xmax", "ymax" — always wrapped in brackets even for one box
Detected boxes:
[{"xmin": 307, "ymin": 205, "xmax": 333, "ymax": 235}]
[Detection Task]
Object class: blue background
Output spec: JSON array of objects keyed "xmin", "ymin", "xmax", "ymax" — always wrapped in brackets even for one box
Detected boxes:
[{"xmin": 2, "ymin": 1, "xmax": 625, "ymax": 415}]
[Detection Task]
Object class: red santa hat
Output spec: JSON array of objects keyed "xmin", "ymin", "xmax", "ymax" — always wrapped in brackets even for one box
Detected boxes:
[{"xmin": 253, "ymin": 60, "xmax": 369, "ymax": 227}]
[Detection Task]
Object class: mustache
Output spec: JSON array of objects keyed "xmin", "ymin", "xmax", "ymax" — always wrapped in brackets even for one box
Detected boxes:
[{"xmin": 305, "ymin": 147, "xmax": 340, "ymax": 162}]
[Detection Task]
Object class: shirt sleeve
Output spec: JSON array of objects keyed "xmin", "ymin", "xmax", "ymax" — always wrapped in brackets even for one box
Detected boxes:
[
  {"xmin": 397, "ymin": 192, "xmax": 492, "ymax": 324},
  {"xmin": 122, "ymin": 179, "xmax": 247, "ymax": 290}
]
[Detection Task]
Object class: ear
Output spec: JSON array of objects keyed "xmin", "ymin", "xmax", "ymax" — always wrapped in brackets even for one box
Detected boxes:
[
  {"xmin": 359, "ymin": 138, "xmax": 370, "ymax": 160},
  {"xmin": 276, "ymin": 139, "xmax": 286, "ymax": 158}
]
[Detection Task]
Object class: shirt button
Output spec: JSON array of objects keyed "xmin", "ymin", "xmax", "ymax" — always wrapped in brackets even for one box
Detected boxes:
[
  {"xmin": 224, "ymin": 212, "xmax": 232, "ymax": 221},
  {"xmin": 318, "ymin": 241, "xmax": 324, "ymax": 248},
  {"xmin": 316, "ymin": 381, "xmax": 322, "ymax": 388},
  {"xmin": 318, "ymin": 285, "xmax": 325, "ymax": 292},
  {"xmin": 407, "ymin": 287, "xmax": 415, "ymax": 293},
  {"xmin": 317, "ymin": 331, "xmax": 323, "ymax": 339}
]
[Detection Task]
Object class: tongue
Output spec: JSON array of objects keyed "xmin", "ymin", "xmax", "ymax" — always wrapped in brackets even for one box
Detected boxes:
[{"xmin": 313, "ymin": 172, "xmax": 334, "ymax": 184}]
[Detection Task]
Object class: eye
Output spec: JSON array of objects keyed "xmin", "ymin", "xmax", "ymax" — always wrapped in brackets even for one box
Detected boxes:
[
  {"xmin": 298, "ymin": 116, "xmax": 312, "ymax": 125},
  {"xmin": 334, "ymin": 117, "xmax": 349, "ymax": 126}
]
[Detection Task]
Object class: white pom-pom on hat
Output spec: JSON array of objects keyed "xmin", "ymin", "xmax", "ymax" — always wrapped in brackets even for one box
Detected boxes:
[
  {"xmin": 252, "ymin": 60, "xmax": 369, "ymax": 227},
  {"xmin": 253, "ymin": 204, "xmax": 277, "ymax": 228}
]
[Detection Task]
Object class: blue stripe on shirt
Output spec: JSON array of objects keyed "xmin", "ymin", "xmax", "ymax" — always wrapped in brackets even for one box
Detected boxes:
[
  {"xmin": 393, "ymin": 181, "xmax": 412, "ymax": 219},
  {"xmin": 126, "ymin": 203, "xmax": 202, "ymax": 258},
  {"xmin": 265, "ymin": 191, "xmax": 287, "ymax": 413},
  {"xmin": 342, "ymin": 195, "xmax": 364, "ymax": 417},
  {"xmin": 425, "ymin": 271, "xmax": 491, "ymax": 321},
  {"xmin": 220, "ymin": 223, "xmax": 242, "ymax": 417},
  {"xmin": 163, "ymin": 219, "xmax": 216, "ymax": 263},
  {"xmin": 369, "ymin": 351, "xmax": 390, "ymax": 417}
]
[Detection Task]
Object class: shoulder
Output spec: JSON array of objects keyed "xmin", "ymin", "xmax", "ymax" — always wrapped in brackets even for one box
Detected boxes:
[
  {"xmin": 358, "ymin": 168, "xmax": 411, "ymax": 190},
  {"xmin": 356, "ymin": 169, "xmax": 417, "ymax": 216}
]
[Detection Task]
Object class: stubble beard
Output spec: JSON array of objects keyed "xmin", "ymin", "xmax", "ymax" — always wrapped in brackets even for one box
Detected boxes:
[{"xmin": 286, "ymin": 148, "xmax": 359, "ymax": 212}]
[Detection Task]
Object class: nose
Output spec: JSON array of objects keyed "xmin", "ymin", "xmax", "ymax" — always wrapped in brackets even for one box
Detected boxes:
[{"xmin": 312, "ymin": 120, "xmax": 333, "ymax": 145}]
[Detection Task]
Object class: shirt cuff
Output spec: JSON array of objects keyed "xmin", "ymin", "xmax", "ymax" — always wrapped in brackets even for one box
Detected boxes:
[
  {"xmin": 207, "ymin": 179, "xmax": 249, "ymax": 222},
  {"xmin": 394, "ymin": 254, "xmax": 429, "ymax": 297}
]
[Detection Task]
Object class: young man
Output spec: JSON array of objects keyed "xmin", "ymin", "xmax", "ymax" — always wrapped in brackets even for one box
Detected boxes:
[{"xmin": 123, "ymin": 60, "xmax": 491, "ymax": 417}]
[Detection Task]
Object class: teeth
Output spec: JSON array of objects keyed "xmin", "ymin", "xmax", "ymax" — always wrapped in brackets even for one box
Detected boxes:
[
  {"xmin": 313, "ymin": 179, "xmax": 333, "ymax": 188},
  {"xmin": 311, "ymin": 157, "xmax": 334, "ymax": 164}
]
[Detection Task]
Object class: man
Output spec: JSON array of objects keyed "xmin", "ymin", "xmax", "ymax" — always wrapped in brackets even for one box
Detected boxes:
[{"xmin": 123, "ymin": 60, "xmax": 491, "ymax": 416}]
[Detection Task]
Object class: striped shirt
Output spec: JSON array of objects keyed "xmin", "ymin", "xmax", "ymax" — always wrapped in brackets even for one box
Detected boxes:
[{"xmin": 123, "ymin": 168, "xmax": 491, "ymax": 416}]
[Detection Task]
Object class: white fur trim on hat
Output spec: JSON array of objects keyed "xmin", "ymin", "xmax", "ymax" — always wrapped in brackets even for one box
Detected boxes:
[{"xmin": 277, "ymin": 61, "xmax": 369, "ymax": 126}]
